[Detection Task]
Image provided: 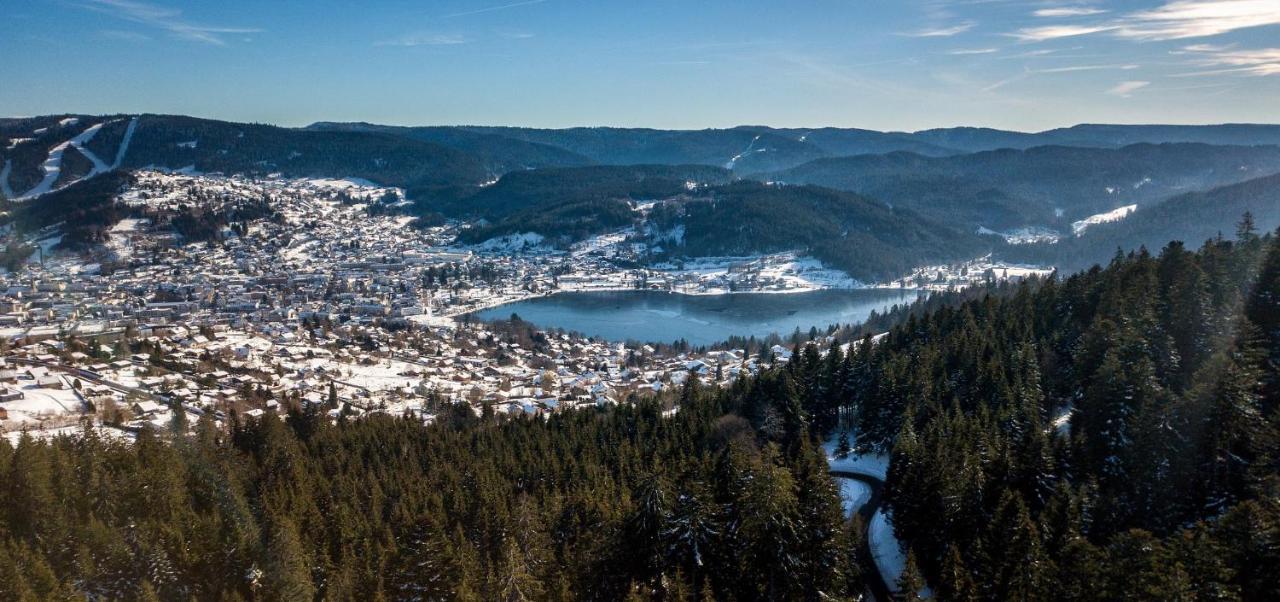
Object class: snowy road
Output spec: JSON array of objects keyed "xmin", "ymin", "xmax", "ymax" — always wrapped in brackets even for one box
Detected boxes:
[{"xmin": 828, "ymin": 433, "xmax": 930, "ymax": 599}]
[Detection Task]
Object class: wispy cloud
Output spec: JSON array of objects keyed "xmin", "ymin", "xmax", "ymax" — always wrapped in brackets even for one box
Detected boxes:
[
  {"xmin": 947, "ymin": 47, "xmax": 999, "ymax": 55},
  {"xmin": 377, "ymin": 33, "xmax": 468, "ymax": 47},
  {"xmin": 1009, "ymin": 24, "xmax": 1117, "ymax": 41},
  {"xmin": 983, "ymin": 63, "xmax": 1139, "ymax": 91},
  {"xmin": 443, "ymin": 0, "xmax": 547, "ymax": 19},
  {"xmin": 1039, "ymin": 63, "xmax": 1139, "ymax": 73},
  {"xmin": 1106, "ymin": 80, "xmax": 1150, "ymax": 96},
  {"xmin": 901, "ymin": 21, "xmax": 976, "ymax": 37},
  {"xmin": 1115, "ymin": 0, "xmax": 1280, "ymax": 40},
  {"xmin": 1016, "ymin": 1, "xmax": 1280, "ymax": 43},
  {"xmin": 1033, "ymin": 7, "xmax": 1109, "ymax": 18},
  {"xmin": 79, "ymin": 0, "xmax": 261, "ymax": 45},
  {"xmin": 1176, "ymin": 44, "xmax": 1280, "ymax": 76}
]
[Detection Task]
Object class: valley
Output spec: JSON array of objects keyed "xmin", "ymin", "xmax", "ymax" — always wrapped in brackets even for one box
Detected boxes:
[{"xmin": 0, "ymin": 110, "xmax": 1277, "ymax": 601}]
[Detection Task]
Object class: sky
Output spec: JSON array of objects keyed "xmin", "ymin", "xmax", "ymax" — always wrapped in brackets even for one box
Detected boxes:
[{"xmin": 1, "ymin": 0, "xmax": 1278, "ymax": 131}]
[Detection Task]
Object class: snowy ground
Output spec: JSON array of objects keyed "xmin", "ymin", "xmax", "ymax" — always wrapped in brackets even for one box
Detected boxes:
[
  {"xmin": 3, "ymin": 423, "xmax": 135, "ymax": 447},
  {"xmin": 1073, "ymin": 204, "xmax": 1137, "ymax": 236},
  {"xmin": 838, "ymin": 477, "xmax": 873, "ymax": 517},
  {"xmin": 824, "ymin": 434, "xmax": 889, "ymax": 481},
  {"xmin": 654, "ymin": 253, "xmax": 865, "ymax": 294},
  {"xmin": 978, "ymin": 226, "xmax": 1061, "ymax": 245},
  {"xmin": 0, "ymin": 367, "xmax": 88, "ymax": 434}
]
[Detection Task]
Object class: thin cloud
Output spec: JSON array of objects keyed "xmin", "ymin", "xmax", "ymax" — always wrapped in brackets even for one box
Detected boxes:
[
  {"xmin": 901, "ymin": 22, "xmax": 976, "ymax": 37},
  {"xmin": 983, "ymin": 63, "xmax": 1140, "ymax": 91},
  {"xmin": 444, "ymin": 0, "xmax": 547, "ymax": 19},
  {"xmin": 1106, "ymin": 80, "xmax": 1150, "ymax": 96},
  {"xmin": 1016, "ymin": 1, "xmax": 1280, "ymax": 44},
  {"xmin": 1177, "ymin": 44, "xmax": 1280, "ymax": 76},
  {"xmin": 1034, "ymin": 7, "xmax": 1109, "ymax": 18},
  {"xmin": 1009, "ymin": 24, "xmax": 1118, "ymax": 41},
  {"xmin": 377, "ymin": 33, "xmax": 468, "ymax": 47},
  {"xmin": 79, "ymin": 0, "xmax": 261, "ymax": 45},
  {"xmin": 1039, "ymin": 63, "xmax": 1139, "ymax": 73},
  {"xmin": 1115, "ymin": 0, "xmax": 1280, "ymax": 40},
  {"xmin": 947, "ymin": 47, "xmax": 999, "ymax": 55}
]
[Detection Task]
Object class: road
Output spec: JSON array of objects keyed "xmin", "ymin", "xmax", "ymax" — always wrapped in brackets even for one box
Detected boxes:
[{"xmin": 832, "ymin": 469, "xmax": 894, "ymax": 602}]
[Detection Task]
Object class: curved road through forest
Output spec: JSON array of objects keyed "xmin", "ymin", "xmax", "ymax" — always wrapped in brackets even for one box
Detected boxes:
[{"xmin": 832, "ymin": 469, "xmax": 894, "ymax": 602}]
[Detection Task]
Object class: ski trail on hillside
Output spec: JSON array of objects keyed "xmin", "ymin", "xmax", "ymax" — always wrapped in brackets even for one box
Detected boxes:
[
  {"xmin": 19, "ymin": 121, "xmax": 109, "ymax": 199},
  {"xmin": 725, "ymin": 135, "xmax": 761, "ymax": 169},
  {"xmin": 69, "ymin": 121, "xmax": 111, "ymax": 173},
  {"xmin": 20, "ymin": 142, "xmax": 71, "ymax": 199},
  {"xmin": 112, "ymin": 116, "xmax": 138, "ymax": 169},
  {"xmin": 0, "ymin": 160, "xmax": 14, "ymax": 199}
]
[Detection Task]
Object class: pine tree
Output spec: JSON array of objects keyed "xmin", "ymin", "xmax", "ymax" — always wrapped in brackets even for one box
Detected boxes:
[
  {"xmin": 263, "ymin": 517, "xmax": 315, "ymax": 601},
  {"xmin": 896, "ymin": 551, "xmax": 927, "ymax": 601},
  {"xmin": 938, "ymin": 544, "xmax": 979, "ymax": 602}
]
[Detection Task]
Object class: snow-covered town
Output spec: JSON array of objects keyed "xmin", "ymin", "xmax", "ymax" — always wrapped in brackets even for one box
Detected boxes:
[{"xmin": 0, "ymin": 170, "xmax": 1046, "ymax": 441}]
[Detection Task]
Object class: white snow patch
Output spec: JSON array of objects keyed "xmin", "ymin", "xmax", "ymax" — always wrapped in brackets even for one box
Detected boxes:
[
  {"xmin": 1051, "ymin": 405, "xmax": 1073, "ymax": 436},
  {"xmin": 474, "ymin": 232, "xmax": 547, "ymax": 252},
  {"xmin": 1072, "ymin": 204, "xmax": 1137, "ymax": 236}
]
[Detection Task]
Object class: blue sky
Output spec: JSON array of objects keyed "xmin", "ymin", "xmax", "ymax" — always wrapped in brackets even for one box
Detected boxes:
[{"xmin": 2, "ymin": 0, "xmax": 1278, "ymax": 131}]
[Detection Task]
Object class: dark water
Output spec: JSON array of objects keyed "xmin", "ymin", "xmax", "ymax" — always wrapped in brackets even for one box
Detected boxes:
[{"xmin": 472, "ymin": 289, "xmax": 920, "ymax": 345}]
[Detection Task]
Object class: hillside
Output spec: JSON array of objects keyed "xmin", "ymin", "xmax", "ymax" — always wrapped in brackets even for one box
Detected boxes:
[
  {"xmin": 647, "ymin": 181, "xmax": 993, "ymax": 282},
  {"xmin": 1006, "ymin": 171, "xmax": 1280, "ymax": 272},
  {"xmin": 307, "ymin": 122, "xmax": 595, "ymax": 173},
  {"xmin": 1, "ymin": 114, "xmax": 495, "ymax": 201},
  {"xmin": 438, "ymin": 126, "xmax": 829, "ymax": 173},
  {"xmin": 119, "ymin": 115, "xmax": 491, "ymax": 190},
  {"xmin": 797, "ymin": 231, "xmax": 1280, "ymax": 600},
  {"xmin": 445, "ymin": 164, "xmax": 733, "ymax": 245},
  {"xmin": 766, "ymin": 143, "xmax": 1280, "ymax": 227}
]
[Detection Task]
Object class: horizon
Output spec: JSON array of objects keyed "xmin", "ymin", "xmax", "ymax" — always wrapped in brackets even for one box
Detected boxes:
[
  {"xmin": 6, "ymin": 111, "xmax": 1280, "ymax": 135},
  {"xmin": 3, "ymin": 1, "xmax": 1279, "ymax": 131}
]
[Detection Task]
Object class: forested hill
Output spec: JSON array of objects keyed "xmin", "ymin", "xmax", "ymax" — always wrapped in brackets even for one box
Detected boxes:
[
  {"xmin": 117, "ymin": 115, "xmax": 491, "ymax": 190},
  {"xmin": 449, "ymin": 174, "xmax": 993, "ymax": 283},
  {"xmin": 647, "ymin": 181, "xmax": 992, "ymax": 282},
  {"xmin": 306, "ymin": 121, "xmax": 1280, "ymax": 168},
  {"xmin": 306, "ymin": 122, "xmax": 596, "ymax": 173},
  {"xmin": 1005, "ymin": 172, "xmax": 1280, "ymax": 273},
  {"xmin": 762, "ymin": 143, "xmax": 1280, "ymax": 227},
  {"xmin": 0, "ymin": 380, "xmax": 861, "ymax": 600},
  {"xmin": 0, "ymin": 114, "xmax": 493, "ymax": 200},
  {"xmin": 781, "ymin": 228, "xmax": 1278, "ymax": 599},
  {"xmin": 445, "ymin": 164, "xmax": 733, "ymax": 245}
]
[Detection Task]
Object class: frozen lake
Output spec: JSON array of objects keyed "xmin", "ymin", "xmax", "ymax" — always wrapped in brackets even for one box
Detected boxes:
[{"xmin": 472, "ymin": 288, "xmax": 921, "ymax": 345}]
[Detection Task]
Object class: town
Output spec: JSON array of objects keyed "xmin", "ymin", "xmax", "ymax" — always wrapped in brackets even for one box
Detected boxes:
[{"xmin": 0, "ymin": 170, "xmax": 1046, "ymax": 442}]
